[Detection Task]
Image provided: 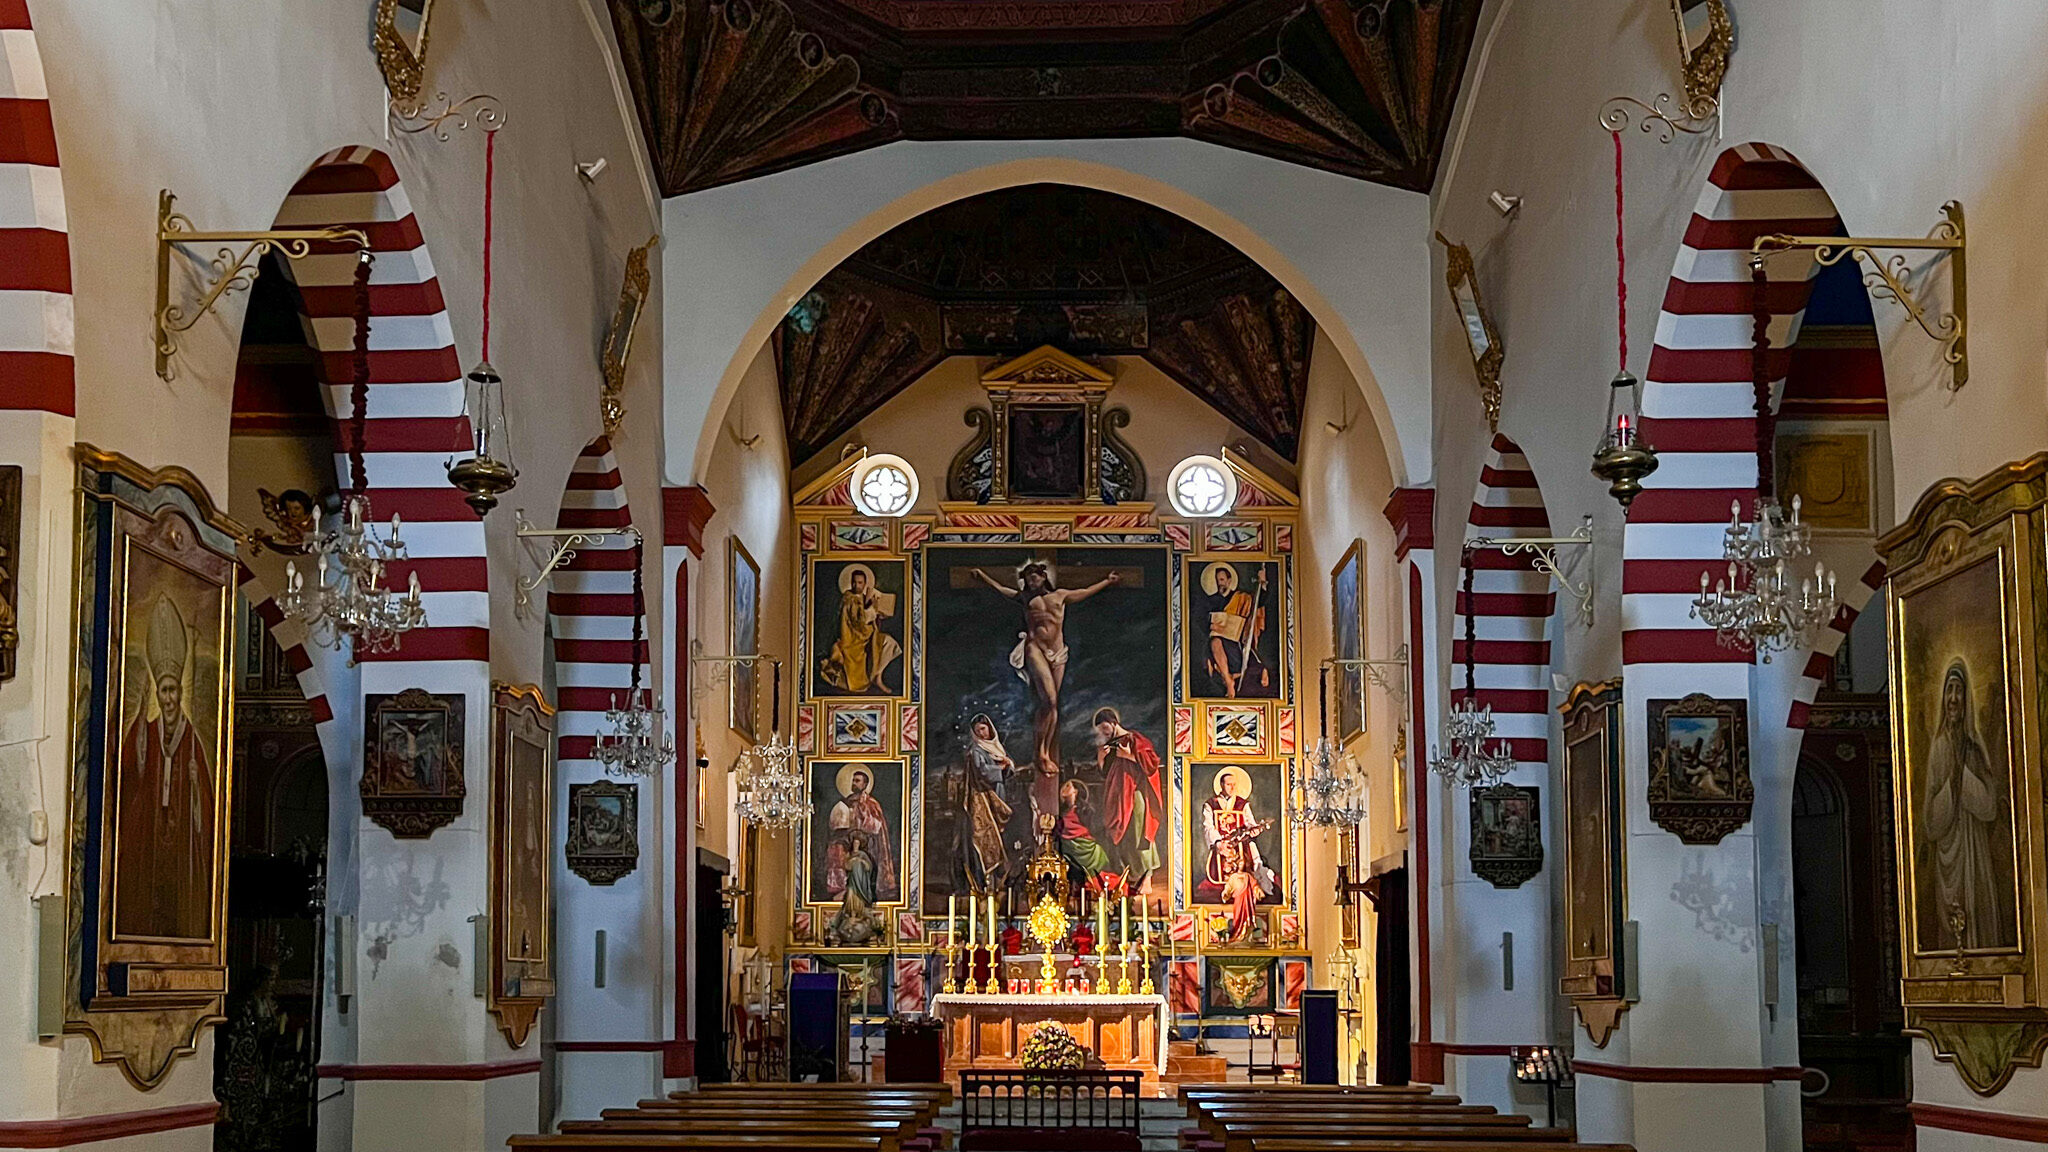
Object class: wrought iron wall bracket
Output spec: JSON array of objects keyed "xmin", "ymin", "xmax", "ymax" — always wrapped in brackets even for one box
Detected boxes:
[
  {"xmin": 1466, "ymin": 516, "xmax": 1597, "ymax": 626},
  {"xmin": 513, "ymin": 509, "xmax": 641, "ymax": 614},
  {"xmin": 1598, "ymin": 0, "xmax": 1732, "ymax": 144},
  {"xmin": 154, "ymin": 190, "xmax": 369, "ymax": 381},
  {"xmin": 1322, "ymin": 647, "xmax": 1412, "ymax": 708},
  {"xmin": 1752, "ymin": 202, "xmax": 1969, "ymax": 391}
]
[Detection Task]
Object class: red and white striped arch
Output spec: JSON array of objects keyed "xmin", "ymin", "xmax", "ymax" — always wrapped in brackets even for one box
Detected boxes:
[
  {"xmin": 1622, "ymin": 144, "xmax": 1842, "ymax": 674},
  {"xmin": 1785, "ymin": 559, "xmax": 1886, "ymax": 729},
  {"xmin": 1453, "ymin": 435, "xmax": 1555, "ymax": 772},
  {"xmin": 274, "ymin": 147, "xmax": 489, "ymax": 666},
  {"xmin": 548, "ymin": 437, "xmax": 648, "ymax": 772},
  {"xmin": 238, "ymin": 565, "xmax": 335, "ymax": 731},
  {"xmin": 0, "ymin": 0, "xmax": 72, "ymax": 417}
]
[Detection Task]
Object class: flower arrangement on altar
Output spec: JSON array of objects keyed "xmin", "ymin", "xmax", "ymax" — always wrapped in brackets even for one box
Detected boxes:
[{"xmin": 1019, "ymin": 1021, "xmax": 1088, "ymax": 1072}]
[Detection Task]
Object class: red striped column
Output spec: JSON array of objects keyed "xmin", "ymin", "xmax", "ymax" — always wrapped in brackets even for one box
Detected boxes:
[
  {"xmin": 1785, "ymin": 559, "xmax": 1886, "ymax": 729},
  {"xmin": 1454, "ymin": 435, "xmax": 1555, "ymax": 773},
  {"xmin": 549, "ymin": 437, "xmax": 646, "ymax": 773},
  {"xmin": 0, "ymin": 0, "xmax": 72, "ymax": 415},
  {"xmin": 237, "ymin": 565, "xmax": 336, "ymax": 731}
]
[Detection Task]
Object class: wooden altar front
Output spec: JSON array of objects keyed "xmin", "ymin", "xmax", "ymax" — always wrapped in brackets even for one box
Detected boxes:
[{"xmin": 932, "ymin": 993, "xmax": 1168, "ymax": 1081}]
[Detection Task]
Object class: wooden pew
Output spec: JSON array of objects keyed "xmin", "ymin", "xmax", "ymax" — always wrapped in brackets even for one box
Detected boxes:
[
  {"xmin": 510, "ymin": 1135, "xmax": 887, "ymax": 1151},
  {"xmin": 1199, "ymin": 1108, "xmax": 1532, "ymax": 1131},
  {"xmin": 1212, "ymin": 1125, "xmax": 1580, "ymax": 1152},
  {"xmin": 698, "ymin": 1082, "xmax": 954, "ymax": 1104},
  {"xmin": 563, "ymin": 1117, "xmax": 914, "ymax": 1142},
  {"xmin": 1244, "ymin": 1143, "xmax": 1631, "ymax": 1152},
  {"xmin": 1182, "ymin": 1088, "xmax": 1464, "ymax": 1117}
]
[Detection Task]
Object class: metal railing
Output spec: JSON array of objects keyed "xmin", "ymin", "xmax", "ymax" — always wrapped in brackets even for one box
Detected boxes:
[{"xmin": 960, "ymin": 1069, "xmax": 1142, "ymax": 1141}]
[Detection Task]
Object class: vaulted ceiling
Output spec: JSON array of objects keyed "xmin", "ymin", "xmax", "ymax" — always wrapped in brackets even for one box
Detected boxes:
[
  {"xmin": 605, "ymin": 0, "xmax": 1484, "ymax": 195},
  {"xmin": 775, "ymin": 184, "xmax": 1313, "ymax": 465}
]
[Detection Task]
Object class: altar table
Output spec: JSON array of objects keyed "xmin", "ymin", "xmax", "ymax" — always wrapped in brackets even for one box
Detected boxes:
[{"xmin": 931, "ymin": 993, "xmax": 1169, "ymax": 1080}]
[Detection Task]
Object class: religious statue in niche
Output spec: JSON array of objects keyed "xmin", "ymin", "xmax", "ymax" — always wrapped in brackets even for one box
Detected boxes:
[
  {"xmin": 360, "ymin": 688, "xmax": 466, "ymax": 839},
  {"xmin": 1645, "ymin": 693, "xmax": 1754, "ymax": 844},
  {"xmin": 922, "ymin": 545, "xmax": 1168, "ymax": 913},
  {"xmin": 565, "ymin": 780, "xmax": 639, "ymax": 886},
  {"xmin": 1187, "ymin": 560, "xmax": 1281, "ymax": 699},
  {"xmin": 1192, "ymin": 763, "xmax": 1282, "ymax": 945},
  {"xmin": 812, "ymin": 559, "xmax": 906, "ymax": 698},
  {"xmin": 1469, "ymin": 784, "xmax": 1543, "ymax": 889}
]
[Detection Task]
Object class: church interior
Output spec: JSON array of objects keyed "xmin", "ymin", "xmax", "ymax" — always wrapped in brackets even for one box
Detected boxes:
[{"xmin": 3, "ymin": 1, "xmax": 2045, "ymax": 1150}]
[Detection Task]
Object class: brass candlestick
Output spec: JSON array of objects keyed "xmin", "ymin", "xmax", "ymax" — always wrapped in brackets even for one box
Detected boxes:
[
  {"xmin": 1115, "ymin": 947, "xmax": 1133, "ymax": 996},
  {"xmin": 1137, "ymin": 940, "xmax": 1155, "ymax": 996},
  {"xmin": 940, "ymin": 936, "xmax": 960, "ymax": 995},
  {"xmin": 983, "ymin": 947, "xmax": 1001, "ymax": 995}
]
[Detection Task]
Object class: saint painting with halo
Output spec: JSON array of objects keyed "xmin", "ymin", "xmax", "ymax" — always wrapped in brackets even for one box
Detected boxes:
[
  {"xmin": 822, "ymin": 762, "xmax": 899, "ymax": 904},
  {"xmin": 820, "ymin": 563, "xmax": 902, "ymax": 695}
]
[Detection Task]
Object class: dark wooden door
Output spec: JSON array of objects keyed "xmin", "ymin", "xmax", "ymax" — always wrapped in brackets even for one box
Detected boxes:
[
  {"xmin": 695, "ymin": 860, "xmax": 731, "ymax": 1083},
  {"xmin": 1371, "ymin": 865, "xmax": 1411, "ymax": 1085}
]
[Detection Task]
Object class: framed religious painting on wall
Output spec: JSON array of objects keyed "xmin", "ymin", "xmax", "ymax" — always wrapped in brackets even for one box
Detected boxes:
[
  {"xmin": 729, "ymin": 538, "xmax": 760, "ymax": 740},
  {"xmin": 1878, "ymin": 453, "xmax": 2048, "ymax": 1093},
  {"xmin": 360, "ymin": 688, "xmax": 466, "ymax": 838},
  {"xmin": 1330, "ymin": 540, "xmax": 1366, "ymax": 743},
  {"xmin": 68, "ymin": 447, "xmax": 240, "ymax": 1088},
  {"xmin": 565, "ymin": 779, "xmax": 638, "ymax": 886},
  {"xmin": 1645, "ymin": 694, "xmax": 1753, "ymax": 845},
  {"xmin": 1470, "ymin": 784, "xmax": 1543, "ymax": 889},
  {"xmin": 490, "ymin": 682, "xmax": 556, "ymax": 1048},
  {"xmin": 1184, "ymin": 558, "xmax": 1284, "ymax": 701},
  {"xmin": 809, "ymin": 557, "xmax": 908, "ymax": 700},
  {"xmin": 1558, "ymin": 679, "xmax": 1627, "ymax": 1046},
  {"xmin": 1189, "ymin": 761, "xmax": 1286, "ymax": 948},
  {"xmin": 808, "ymin": 759, "xmax": 905, "ymax": 947}
]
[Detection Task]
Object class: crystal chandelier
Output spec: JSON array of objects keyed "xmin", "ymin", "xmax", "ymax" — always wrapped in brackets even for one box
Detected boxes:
[
  {"xmin": 1688, "ymin": 251, "xmax": 1839, "ymax": 660},
  {"xmin": 1691, "ymin": 497, "xmax": 1836, "ymax": 661},
  {"xmin": 278, "ymin": 249, "xmax": 426, "ymax": 656},
  {"xmin": 281, "ymin": 497, "xmax": 425, "ymax": 655},
  {"xmin": 1293, "ymin": 737, "xmax": 1368, "ymax": 829},
  {"xmin": 731, "ymin": 659, "xmax": 805, "ymax": 829},
  {"xmin": 593, "ymin": 539, "xmax": 676, "ymax": 777},
  {"xmin": 1429, "ymin": 549, "xmax": 1516, "ymax": 788}
]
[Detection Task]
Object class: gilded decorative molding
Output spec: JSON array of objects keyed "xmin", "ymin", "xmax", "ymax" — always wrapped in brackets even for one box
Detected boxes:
[
  {"xmin": 373, "ymin": 0, "xmax": 434, "ymax": 115},
  {"xmin": 600, "ymin": 236, "xmax": 658, "ymax": 437}
]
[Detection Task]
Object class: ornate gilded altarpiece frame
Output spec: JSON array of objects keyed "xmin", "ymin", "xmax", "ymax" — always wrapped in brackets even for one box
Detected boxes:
[
  {"xmin": 790, "ymin": 358, "xmax": 1306, "ymax": 963},
  {"xmin": 1879, "ymin": 453, "xmax": 2048, "ymax": 1094},
  {"xmin": 1559, "ymin": 678, "xmax": 1628, "ymax": 1046},
  {"xmin": 490, "ymin": 682, "xmax": 556, "ymax": 1047},
  {"xmin": 68, "ymin": 446, "xmax": 242, "ymax": 1088}
]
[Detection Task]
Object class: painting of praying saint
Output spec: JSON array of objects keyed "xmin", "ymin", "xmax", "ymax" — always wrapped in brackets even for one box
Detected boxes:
[
  {"xmin": 922, "ymin": 546, "xmax": 1169, "ymax": 913},
  {"xmin": 1186, "ymin": 559, "xmax": 1283, "ymax": 700},
  {"xmin": 1190, "ymin": 762, "xmax": 1285, "ymax": 946},
  {"xmin": 488, "ymin": 682, "xmax": 554, "ymax": 1048},
  {"xmin": 113, "ymin": 568, "xmax": 228, "ymax": 942},
  {"xmin": 811, "ymin": 559, "xmax": 907, "ymax": 699},
  {"xmin": 506, "ymin": 736, "xmax": 550, "ymax": 963},
  {"xmin": 809, "ymin": 760, "xmax": 905, "ymax": 909},
  {"xmin": 1895, "ymin": 551, "xmax": 2021, "ymax": 955},
  {"xmin": 1330, "ymin": 542, "xmax": 1366, "ymax": 742},
  {"xmin": 730, "ymin": 538, "xmax": 760, "ymax": 740}
]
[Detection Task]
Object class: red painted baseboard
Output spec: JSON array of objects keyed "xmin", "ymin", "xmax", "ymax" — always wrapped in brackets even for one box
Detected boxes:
[
  {"xmin": 315, "ymin": 1058, "xmax": 542, "ymax": 1081},
  {"xmin": 1913, "ymin": 1101, "xmax": 2048, "ymax": 1143},
  {"xmin": 0, "ymin": 1102, "xmax": 218, "ymax": 1149}
]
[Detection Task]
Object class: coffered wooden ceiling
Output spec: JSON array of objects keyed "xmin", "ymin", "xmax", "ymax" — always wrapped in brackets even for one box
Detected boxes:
[
  {"xmin": 775, "ymin": 184, "xmax": 1313, "ymax": 465},
  {"xmin": 606, "ymin": 0, "xmax": 1483, "ymax": 195}
]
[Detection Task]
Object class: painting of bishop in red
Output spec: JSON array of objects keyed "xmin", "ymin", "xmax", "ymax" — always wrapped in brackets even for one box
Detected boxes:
[{"xmin": 115, "ymin": 592, "xmax": 218, "ymax": 941}]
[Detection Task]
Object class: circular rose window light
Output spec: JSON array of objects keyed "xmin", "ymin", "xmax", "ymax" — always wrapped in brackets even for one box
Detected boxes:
[
  {"xmin": 1167, "ymin": 454, "xmax": 1237, "ymax": 518},
  {"xmin": 850, "ymin": 453, "xmax": 919, "ymax": 518}
]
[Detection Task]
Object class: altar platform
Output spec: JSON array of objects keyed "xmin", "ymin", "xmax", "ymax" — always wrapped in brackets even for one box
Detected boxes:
[{"xmin": 931, "ymin": 993, "xmax": 1169, "ymax": 1081}]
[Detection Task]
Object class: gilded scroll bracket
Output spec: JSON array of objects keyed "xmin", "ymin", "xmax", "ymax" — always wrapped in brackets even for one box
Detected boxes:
[
  {"xmin": 1467, "ymin": 516, "xmax": 1596, "ymax": 626},
  {"xmin": 512, "ymin": 508, "xmax": 641, "ymax": 616}
]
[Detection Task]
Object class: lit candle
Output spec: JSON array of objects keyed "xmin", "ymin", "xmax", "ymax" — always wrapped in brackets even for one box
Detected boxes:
[
  {"xmin": 949, "ymin": 894, "xmax": 957, "ymax": 946},
  {"xmin": 1097, "ymin": 890, "xmax": 1108, "ymax": 949},
  {"xmin": 986, "ymin": 892, "xmax": 995, "ymax": 947},
  {"xmin": 286, "ymin": 560, "xmax": 299, "ymax": 592},
  {"xmin": 968, "ymin": 894, "xmax": 977, "ymax": 949}
]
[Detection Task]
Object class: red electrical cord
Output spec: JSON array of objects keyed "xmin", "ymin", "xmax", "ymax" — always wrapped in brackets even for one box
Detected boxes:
[
  {"xmin": 1613, "ymin": 129, "xmax": 1628, "ymax": 373},
  {"xmin": 350, "ymin": 249, "xmax": 374, "ymax": 497},
  {"xmin": 481, "ymin": 130, "xmax": 495, "ymax": 362}
]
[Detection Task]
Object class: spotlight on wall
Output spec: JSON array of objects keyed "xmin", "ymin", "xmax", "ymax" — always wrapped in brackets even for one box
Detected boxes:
[
  {"xmin": 1166, "ymin": 454, "xmax": 1237, "ymax": 518},
  {"xmin": 849, "ymin": 453, "xmax": 919, "ymax": 518},
  {"xmin": 1489, "ymin": 191, "xmax": 1523, "ymax": 218},
  {"xmin": 577, "ymin": 158, "xmax": 608, "ymax": 183}
]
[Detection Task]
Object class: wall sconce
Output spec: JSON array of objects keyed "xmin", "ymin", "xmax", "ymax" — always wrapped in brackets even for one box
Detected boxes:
[
  {"xmin": 153, "ymin": 190, "xmax": 368, "ymax": 381},
  {"xmin": 1166, "ymin": 454, "xmax": 1236, "ymax": 518},
  {"xmin": 1600, "ymin": 0, "xmax": 1732, "ymax": 142}
]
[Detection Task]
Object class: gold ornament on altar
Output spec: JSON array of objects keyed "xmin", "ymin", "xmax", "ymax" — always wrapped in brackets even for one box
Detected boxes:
[{"xmin": 1028, "ymin": 895, "xmax": 1068, "ymax": 991}]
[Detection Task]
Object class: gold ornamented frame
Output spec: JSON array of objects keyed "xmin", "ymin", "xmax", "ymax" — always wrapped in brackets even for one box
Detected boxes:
[
  {"xmin": 1435, "ymin": 233, "xmax": 1504, "ymax": 432},
  {"xmin": 1180, "ymin": 554, "xmax": 1290, "ymax": 705},
  {"xmin": 802, "ymin": 757, "xmax": 911, "ymax": 912},
  {"xmin": 729, "ymin": 537, "xmax": 761, "ymax": 741},
  {"xmin": 804, "ymin": 554, "xmax": 912, "ymax": 704},
  {"xmin": 599, "ymin": 235, "xmax": 658, "ymax": 436},
  {"xmin": 1330, "ymin": 538, "xmax": 1367, "ymax": 745},
  {"xmin": 1879, "ymin": 453, "xmax": 2048, "ymax": 1093},
  {"xmin": 490, "ymin": 682, "xmax": 556, "ymax": 1048},
  {"xmin": 373, "ymin": 0, "xmax": 434, "ymax": 114},
  {"xmin": 68, "ymin": 446, "xmax": 243, "ymax": 1088},
  {"xmin": 1558, "ymin": 678, "xmax": 1628, "ymax": 1046}
]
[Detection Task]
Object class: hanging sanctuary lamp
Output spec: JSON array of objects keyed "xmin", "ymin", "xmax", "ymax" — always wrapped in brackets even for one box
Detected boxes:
[
  {"xmin": 1428, "ymin": 548, "xmax": 1516, "ymax": 788},
  {"xmin": 1589, "ymin": 130, "xmax": 1660, "ymax": 509},
  {"xmin": 593, "ymin": 536, "xmax": 678, "ymax": 777},
  {"xmin": 1688, "ymin": 249, "xmax": 1837, "ymax": 659},
  {"xmin": 280, "ymin": 249, "xmax": 427, "ymax": 655},
  {"xmin": 446, "ymin": 127, "xmax": 520, "ymax": 515}
]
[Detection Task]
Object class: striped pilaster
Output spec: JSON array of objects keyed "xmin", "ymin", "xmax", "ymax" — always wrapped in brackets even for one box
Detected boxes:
[
  {"xmin": 0, "ymin": 0, "xmax": 73, "ymax": 415},
  {"xmin": 274, "ymin": 146, "xmax": 489, "ymax": 668},
  {"xmin": 237, "ymin": 565, "xmax": 336, "ymax": 730},
  {"xmin": 548, "ymin": 437, "xmax": 647, "ymax": 772},
  {"xmin": 1453, "ymin": 436, "xmax": 1554, "ymax": 771},
  {"xmin": 1623, "ymin": 143, "xmax": 1841, "ymax": 670},
  {"xmin": 1786, "ymin": 558, "xmax": 1887, "ymax": 729}
]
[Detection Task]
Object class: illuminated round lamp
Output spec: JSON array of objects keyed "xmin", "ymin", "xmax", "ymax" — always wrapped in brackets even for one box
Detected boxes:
[
  {"xmin": 850, "ymin": 453, "xmax": 919, "ymax": 518},
  {"xmin": 1167, "ymin": 454, "xmax": 1238, "ymax": 518}
]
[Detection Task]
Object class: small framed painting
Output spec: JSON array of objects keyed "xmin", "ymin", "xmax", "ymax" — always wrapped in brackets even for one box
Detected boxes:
[
  {"xmin": 825, "ymin": 701, "xmax": 890, "ymax": 756},
  {"xmin": 1330, "ymin": 540, "xmax": 1366, "ymax": 743},
  {"xmin": 729, "ymin": 538, "xmax": 760, "ymax": 740}
]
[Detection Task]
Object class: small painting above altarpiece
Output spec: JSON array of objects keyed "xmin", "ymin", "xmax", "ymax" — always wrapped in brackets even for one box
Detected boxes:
[
  {"xmin": 1878, "ymin": 452, "xmax": 2048, "ymax": 1094},
  {"xmin": 68, "ymin": 446, "xmax": 243, "ymax": 1088}
]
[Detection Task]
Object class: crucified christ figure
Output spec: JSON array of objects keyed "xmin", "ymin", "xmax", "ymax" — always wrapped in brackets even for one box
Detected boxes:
[{"xmin": 970, "ymin": 561, "xmax": 1122, "ymax": 781}]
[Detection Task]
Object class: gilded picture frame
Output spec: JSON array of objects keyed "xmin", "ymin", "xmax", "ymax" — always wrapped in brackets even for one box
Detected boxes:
[
  {"xmin": 1469, "ymin": 783, "xmax": 1543, "ymax": 889},
  {"xmin": 599, "ymin": 235, "xmax": 657, "ymax": 436},
  {"xmin": 1645, "ymin": 693, "xmax": 1753, "ymax": 845},
  {"xmin": 1879, "ymin": 453, "xmax": 2048, "ymax": 1093},
  {"xmin": 372, "ymin": 0, "xmax": 433, "ymax": 113},
  {"xmin": 1435, "ymin": 232, "xmax": 1504, "ymax": 432},
  {"xmin": 566, "ymin": 779, "xmax": 639, "ymax": 886},
  {"xmin": 807, "ymin": 556, "xmax": 910, "ymax": 701},
  {"xmin": 490, "ymin": 682, "xmax": 556, "ymax": 1048},
  {"xmin": 1330, "ymin": 539, "xmax": 1366, "ymax": 744},
  {"xmin": 360, "ymin": 688, "xmax": 466, "ymax": 838},
  {"xmin": 1558, "ymin": 678, "xmax": 1627, "ymax": 1046},
  {"xmin": 1188, "ymin": 760, "xmax": 1288, "ymax": 949},
  {"xmin": 68, "ymin": 446, "xmax": 242, "ymax": 1088},
  {"xmin": 1182, "ymin": 556, "xmax": 1285, "ymax": 703}
]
